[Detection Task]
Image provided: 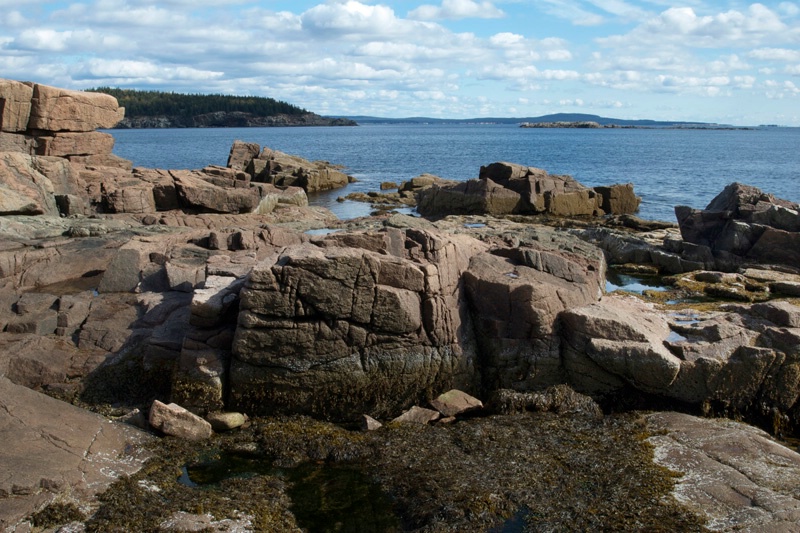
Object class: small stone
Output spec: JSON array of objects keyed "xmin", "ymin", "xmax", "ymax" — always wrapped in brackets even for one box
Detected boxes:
[
  {"xmin": 430, "ymin": 389, "xmax": 484, "ymax": 417},
  {"xmin": 148, "ymin": 400, "xmax": 213, "ymax": 440},
  {"xmin": 770, "ymin": 281, "xmax": 800, "ymax": 297},
  {"xmin": 391, "ymin": 406, "xmax": 440, "ymax": 425},
  {"xmin": 205, "ymin": 411, "xmax": 247, "ymax": 432},
  {"xmin": 360, "ymin": 414, "xmax": 383, "ymax": 431}
]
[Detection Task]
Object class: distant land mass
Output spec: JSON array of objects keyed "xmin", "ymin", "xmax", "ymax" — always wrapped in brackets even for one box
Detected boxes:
[
  {"xmin": 89, "ymin": 87, "xmax": 357, "ymax": 128},
  {"xmin": 345, "ymin": 113, "xmax": 740, "ymax": 128}
]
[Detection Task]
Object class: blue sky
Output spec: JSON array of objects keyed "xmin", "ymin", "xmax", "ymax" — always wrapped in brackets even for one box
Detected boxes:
[{"xmin": 2, "ymin": 1, "xmax": 799, "ymax": 125}]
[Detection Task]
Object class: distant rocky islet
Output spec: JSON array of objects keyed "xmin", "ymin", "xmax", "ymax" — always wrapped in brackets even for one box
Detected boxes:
[{"xmin": 2, "ymin": 78, "xmax": 800, "ymax": 532}]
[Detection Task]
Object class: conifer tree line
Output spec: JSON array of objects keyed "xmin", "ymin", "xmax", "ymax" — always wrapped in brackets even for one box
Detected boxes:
[{"xmin": 88, "ymin": 87, "xmax": 308, "ymax": 118}]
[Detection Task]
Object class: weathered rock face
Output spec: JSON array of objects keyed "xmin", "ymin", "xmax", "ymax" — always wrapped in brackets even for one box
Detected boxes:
[
  {"xmin": 0, "ymin": 79, "xmax": 34, "ymax": 133},
  {"xmin": 2, "ymin": 78, "xmax": 129, "ymax": 217},
  {"xmin": 0, "ymin": 152, "xmax": 59, "ymax": 216},
  {"xmin": 27, "ymin": 82, "xmax": 124, "ymax": 132},
  {"xmin": 464, "ymin": 242, "xmax": 605, "ymax": 392},
  {"xmin": 562, "ymin": 294, "xmax": 800, "ymax": 433},
  {"xmin": 229, "ymin": 228, "xmax": 487, "ymax": 420},
  {"xmin": 417, "ymin": 161, "xmax": 640, "ymax": 218},
  {"xmin": 675, "ymin": 182, "xmax": 800, "ymax": 271}
]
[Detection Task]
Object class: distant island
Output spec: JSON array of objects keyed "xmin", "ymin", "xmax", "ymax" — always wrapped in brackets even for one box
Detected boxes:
[
  {"xmin": 88, "ymin": 88, "xmax": 357, "ymax": 128},
  {"xmin": 345, "ymin": 113, "xmax": 753, "ymax": 129}
]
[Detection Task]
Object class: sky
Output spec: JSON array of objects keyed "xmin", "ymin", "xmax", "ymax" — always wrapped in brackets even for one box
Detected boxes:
[{"xmin": 1, "ymin": 1, "xmax": 799, "ymax": 125}]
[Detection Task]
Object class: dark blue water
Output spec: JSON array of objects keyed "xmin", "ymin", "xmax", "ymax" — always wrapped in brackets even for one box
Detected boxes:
[{"xmin": 106, "ymin": 124, "xmax": 800, "ymax": 222}]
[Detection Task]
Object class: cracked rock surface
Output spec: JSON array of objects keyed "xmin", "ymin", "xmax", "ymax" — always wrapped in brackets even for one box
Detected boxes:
[
  {"xmin": 647, "ymin": 411, "xmax": 800, "ymax": 532},
  {"xmin": 0, "ymin": 377, "xmax": 151, "ymax": 530}
]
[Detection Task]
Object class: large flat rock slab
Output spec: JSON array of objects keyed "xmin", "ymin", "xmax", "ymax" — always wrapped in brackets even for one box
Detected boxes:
[
  {"xmin": 646, "ymin": 412, "xmax": 800, "ymax": 532},
  {"xmin": 0, "ymin": 377, "xmax": 151, "ymax": 530}
]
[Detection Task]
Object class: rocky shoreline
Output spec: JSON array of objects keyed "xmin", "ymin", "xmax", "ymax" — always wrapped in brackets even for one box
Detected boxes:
[
  {"xmin": 2, "ymin": 79, "xmax": 800, "ymax": 531},
  {"xmin": 114, "ymin": 112, "xmax": 357, "ymax": 129}
]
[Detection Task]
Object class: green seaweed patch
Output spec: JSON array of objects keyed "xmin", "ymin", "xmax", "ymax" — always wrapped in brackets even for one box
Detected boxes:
[
  {"xmin": 30, "ymin": 502, "xmax": 85, "ymax": 529},
  {"xmin": 363, "ymin": 412, "xmax": 709, "ymax": 532},
  {"xmin": 84, "ymin": 433, "xmax": 300, "ymax": 532}
]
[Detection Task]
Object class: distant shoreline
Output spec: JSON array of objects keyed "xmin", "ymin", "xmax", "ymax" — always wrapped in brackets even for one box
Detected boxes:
[{"xmin": 519, "ymin": 121, "xmax": 755, "ymax": 131}]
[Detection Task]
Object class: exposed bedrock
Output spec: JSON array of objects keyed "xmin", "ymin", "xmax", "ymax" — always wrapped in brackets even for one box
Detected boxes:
[{"xmin": 228, "ymin": 228, "xmax": 487, "ymax": 419}]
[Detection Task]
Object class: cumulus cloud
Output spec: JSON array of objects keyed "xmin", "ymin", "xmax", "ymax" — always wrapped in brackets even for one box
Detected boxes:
[
  {"xmin": 1, "ymin": 10, "xmax": 27, "ymax": 27},
  {"xmin": 300, "ymin": 1, "xmax": 405, "ymax": 36},
  {"xmin": 749, "ymin": 47, "xmax": 800, "ymax": 61},
  {"xmin": 408, "ymin": 0, "xmax": 504, "ymax": 20},
  {"xmin": 73, "ymin": 59, "xmax": 224, "ymax": 82},
  {"xmin": 600, "ymin": 4, "xmax": 790, "ymax": 48}
]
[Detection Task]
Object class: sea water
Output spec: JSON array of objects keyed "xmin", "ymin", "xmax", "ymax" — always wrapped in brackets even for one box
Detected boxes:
[{"xmin": 107, "ymin": 124, "xmax": 800, "ymax": 222}]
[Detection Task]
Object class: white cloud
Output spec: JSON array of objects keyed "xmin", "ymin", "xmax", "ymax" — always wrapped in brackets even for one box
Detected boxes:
[
  {"xmin": 764, "ymin": 79, "xmax": 800, "ymax": 98},
  {"xmin": 300, "ymin": 1, "xmax": 405, "ymax": 36},
  {"xmin": 11, "ymin": 29, "xmax": 128, "ymax": 53},
  {"xmin": 409, "ymin": 0, "xmax": 504, "ymax": 21},
  {"xmin": 707, "ymin": 54, "xmax": 750, "ymax": 73},
  {"xmin": 73, "ymin": 59, "xmax": 224, "ymax": 82},
  {"xmin": 1, "ymin": 10, "xmax": 27, "ymax": 27},
  {"xmin": 600, "ymin": 4, "xmax": 790, "ymax": 48},
  {"xmin": 779, "ymin": 2, "xmax": 800, "ymax": 17},
  {"xmin": 52, "ymin": 0, "xmax": 188, "ymax": 28},
  {"xmin": 749, "ymin": 47, "xmax": 800, "ymax": 61}
]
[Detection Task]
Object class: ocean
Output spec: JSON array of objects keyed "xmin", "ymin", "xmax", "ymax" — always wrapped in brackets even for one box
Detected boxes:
[{"xmin": 106, "ymin": 124, "xmax": 800, "ymax": 223}]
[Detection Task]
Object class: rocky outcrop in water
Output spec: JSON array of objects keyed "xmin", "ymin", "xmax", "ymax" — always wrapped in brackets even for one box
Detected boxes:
[
  {"xmin": 416, "ymin": 161, "xmax": 640, "ymax": 217},
  {"xmin": 675, "ymin": 182, "xmax": 800, "ymax": 272},
  {"xmin": 228, "ymin": 140, "xmax": 353, "ymax": 193}
]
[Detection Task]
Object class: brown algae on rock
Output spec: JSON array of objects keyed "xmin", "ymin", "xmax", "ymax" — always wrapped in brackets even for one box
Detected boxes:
[{"xmin": 74, "ymin": 411, "xmax": 707, "ymax": 532}]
